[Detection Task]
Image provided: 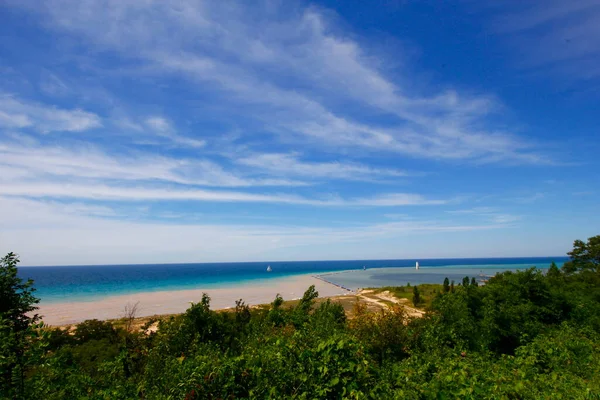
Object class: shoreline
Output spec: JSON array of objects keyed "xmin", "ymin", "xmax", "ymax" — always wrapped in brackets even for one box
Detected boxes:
[
  {"xmin": 37, "ymin": 274, "xmax": 354, "ymax": 326},
  {"xmin": 35, "ymin": 264, "xmax": 553, "ymax": 326}
]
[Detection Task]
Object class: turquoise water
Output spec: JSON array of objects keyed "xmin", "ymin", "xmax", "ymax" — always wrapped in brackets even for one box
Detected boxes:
[
  {"xmin": 18, "ymin": 257, "xmax": 566, "ymax": 304},
  {"xmin": 316, "ymin": 263, "xmax": 555, "ymax": 291}
]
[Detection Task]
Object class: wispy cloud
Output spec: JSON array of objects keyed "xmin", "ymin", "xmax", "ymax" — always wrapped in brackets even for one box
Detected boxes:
[
  {"xmin": 8, "ymin": 0, "xmax": 547, "ymax": 163},
  {"xmin": 447, "ymin": 207, "xmax": 521, "ymax": 225},
  {"xmin": 0, "ymin": 196, "xmax": 509, "ymax": 265},
  {"xmin": 0, "ymin": 141, "xmax": 306, "ymax": 188},
  {"xmin": 0, "ymin": 181, "xmax": 447, "ymax": 207},
  {"xmin": 489, "ymin": 0, "xmax": 600, "ymax": 83},
  {"xmin": 0, "ymin": 0, "xmax": 578, "ymax": 264},
  {"xmin": 512, "ymin": 192, "xmax": 545, "ymax": 204},
  {"xmin": 0, "ymin": 137, "xmax": 445, "ymax": 206},
  {"xmin": 144, "ymin": 116, "xmax": 206, "ymax": 148},
  {"xmin": 39, "ymin": 71, "xmax": 71, "ymax": 97},
  {"xmin": 238, "ymin": 152, "xmax": 409, "ymax": 181},
  {"xmin": 0, "ymin": 93, "xmax": 102, "ymax": 133}
]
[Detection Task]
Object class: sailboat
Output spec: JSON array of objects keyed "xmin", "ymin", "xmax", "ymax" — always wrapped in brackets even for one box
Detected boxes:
[
  {"xmin": 266, "ymin": 265, "xmax": 272, "ymax": 272},
  {"xmin": 415, "ymin": 261, "xmax": 419, "ymax": 270}
]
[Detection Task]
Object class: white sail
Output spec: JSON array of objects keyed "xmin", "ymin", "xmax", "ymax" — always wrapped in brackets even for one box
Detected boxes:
[
  {"xmin": 266, "ymin": 265, "xmax": 272, "ymax": 272},
  {"xmin": 415, "ymin": 261, "xmax": 419, "ymax": 270}
]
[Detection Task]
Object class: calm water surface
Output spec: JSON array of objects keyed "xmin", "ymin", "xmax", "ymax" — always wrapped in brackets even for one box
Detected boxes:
[{"xmin": 18, "ymin": 257, "xmax": 567, "ymax": 303}]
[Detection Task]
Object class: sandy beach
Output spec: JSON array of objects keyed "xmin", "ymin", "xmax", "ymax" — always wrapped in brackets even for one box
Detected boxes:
[{"xmin": 37, "ymin": 274, "xmax": 352, "ymax": 326}]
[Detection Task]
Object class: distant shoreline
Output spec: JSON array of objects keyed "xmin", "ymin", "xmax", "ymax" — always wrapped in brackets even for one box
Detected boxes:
[
  {"xmin": 22, "ymin": 258, "xmax": 565, "ymax": 307},
  {"xmin": 36, "ymin": 261, "xmax": 558, "ymax": 326}
]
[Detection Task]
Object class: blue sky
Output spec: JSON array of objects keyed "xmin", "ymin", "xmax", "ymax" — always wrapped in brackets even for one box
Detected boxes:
[{"xmin": 0, "ymin": 0, "xmax": 598, "ymax": 266}]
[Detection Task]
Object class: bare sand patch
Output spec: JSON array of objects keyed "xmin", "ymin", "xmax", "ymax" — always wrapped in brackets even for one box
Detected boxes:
[{"xmin": 38, "ymin": 274, "xmax": 352, "ymax": 326}]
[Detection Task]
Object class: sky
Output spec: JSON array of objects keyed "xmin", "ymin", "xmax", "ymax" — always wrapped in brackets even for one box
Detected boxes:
[{"xmin": 0, "ymin": 0, "xmax": 599, "ymax": 266}]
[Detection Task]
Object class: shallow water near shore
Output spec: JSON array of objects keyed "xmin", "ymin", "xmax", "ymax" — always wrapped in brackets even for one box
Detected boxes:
[
  {"xmin": 315, "ymin": 263, "xmax": 555, "ymax": 291},
  {"xmin": 19, "ymin": 257, "xmax": 566, "ymax": 304}
]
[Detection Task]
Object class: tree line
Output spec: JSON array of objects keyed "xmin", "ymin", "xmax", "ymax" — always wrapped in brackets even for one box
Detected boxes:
[{"xmin": 1, "ymin": 235, "xmax": 599, "ymax": 399}]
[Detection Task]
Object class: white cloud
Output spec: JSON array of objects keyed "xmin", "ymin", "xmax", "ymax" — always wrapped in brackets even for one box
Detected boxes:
[
  {"xmin": 447, "ymin": 207, "xmax": 521, "ymax": 225},
  {"xmin": 0, "ymin": 180, "xmax": 447, "ymax": 207},
  {"xmin": 0, "ymin": 141, "xmax": 305, "ymax": 188},
  {"xmin": 143, "ymin": 115, "xmax": 206, "ymax": 148},
  {"xmin": 0, "ymin": 93, "xmax": 101, "ymax": 133},
  {"xmin": 0, "ymin": 139, "xmax": 444, "ymax": 206},
  {"xmin": 490, "ymin": 214, "xmax": 521, "ymax": 224},
  {"xmin": 0, "ymin": 196, "xmax": 508, "ymax": 265},
  {"xmin": 145, "ymin": 117, "xmax": 172, "ymax": 133},
  {"xmin": 489, "ymin": 0, "xmax": 600, "ymax": 82},
  {"xmin": 8, "ymin": 0, "xmax": 546, "ymax": 163},
  {"xmin": 447, "ymin": 207, "xmax": 499, "ymax": 215},
  {"xmin": 238, "ymin": 152, "xmax": 409, "ymax": 181}
]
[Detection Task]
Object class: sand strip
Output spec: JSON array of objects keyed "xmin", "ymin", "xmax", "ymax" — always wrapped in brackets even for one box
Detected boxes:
[{"xmin": 37, "ymin": 274, "xmax": 352, "ymax": 326}]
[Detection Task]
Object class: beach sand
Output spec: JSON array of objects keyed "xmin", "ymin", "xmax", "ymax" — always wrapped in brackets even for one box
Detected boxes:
[{"xmin": 38, "ymin": 274, "xmax": 352, "ymax": 326}]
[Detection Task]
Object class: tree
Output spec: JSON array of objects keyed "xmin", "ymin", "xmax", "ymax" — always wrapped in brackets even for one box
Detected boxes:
[
  {"xmin": 0, "ymin": 252, "xmax": 39, "ymax": 332},
  {"xmin": 0, "ymin": 252, "xmax": 42, "ymax": 397},
  {"xmin": 122, "ymin": 301, "xmax": 140, "ymax": 332},
  {"xmin": 450, "ymin": 280, "xmax": 455, "ymax": 293},
  {"xmin": 412, "ymin": 286, "xmax": 421, "ymax": 306},
  {"xmin": 562, "ymin": 235, "xmax": 600, "ymax": 274},
  {"xmin": 443, "ymin": 277, "xmax": 450, "ymax": 293},
  {"xmin": 462, "ymin": 276, "xmax": 470, "ymax": 287},
  {"xmin": 297, "ymin": 285, "xmax": 319, "ymax": 314},
  {"xmin": 470, "ymin": 277, "xmax": 478, "ymax": 287},
  {"xmin": 547, "ymin": 261, "xmax": 562, "ymax": 280}
]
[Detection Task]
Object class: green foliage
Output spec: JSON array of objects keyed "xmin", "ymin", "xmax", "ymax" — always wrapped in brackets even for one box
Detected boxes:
[
  {"xmin": 6, "ymin": 236, "xmax": 600, "ymax": 399},
  {"xmin": 412, "ymin": 285, "xmax": 421, "ymax": 306},
  {"xmin": 309, "ymin": 299, "xmax": 346, "ymax": 336},
  {"xmin": 422, "ymin": 287, "xmax": 480, "ymax": 351},
  {"xmin": 350, "ymin": 304, "xmax": 409, "ymax": 363},
  {"xmin": 74, "ymin": 319, "xmax": 119, "ymax": 343},
  {"xmin": 462, "ymin": 276, "xmax": 470, "ymax": 287},
  {"xmin": 563, "ymin": 234, "xmax": 600, "ymax": 274},
  {"xmin": 267, "ymin": 293, "xmax": 286, "ymax": 327},
  {"xmin": 0, "ymin": 252, "xmax": 43, "ymax": 398},
  {"xmin": 291, "ymin": 285, "xmax": 319, "ymax": 327},
  {"xmin": 547, "ymin": 260, "xmax": 562, "ymax": 280},
  {"xmin": 0, "ymin": 252, "xmax": 39, "ymax": 333},
  {"xmin": 373, "ymin": 283, "xmax": 441, "ymax": 308}
]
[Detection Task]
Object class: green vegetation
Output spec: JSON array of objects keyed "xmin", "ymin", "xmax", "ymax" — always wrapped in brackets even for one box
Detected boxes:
[
  {"xmin": 371, "ymin": 283, "xmax": 442, "ymax": 309},
  {"xmin": 2, "ymin": 236, "xmax": 600, "ymax": 399},
  {"xmin": 412, "ymin": 286, "xmax": 420, "ymax": 306}
]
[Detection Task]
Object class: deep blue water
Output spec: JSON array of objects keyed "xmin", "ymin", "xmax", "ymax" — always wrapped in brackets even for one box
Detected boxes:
[{"xmin": 18, "ymin": 257, "xmax": 568, "ymax": 304}]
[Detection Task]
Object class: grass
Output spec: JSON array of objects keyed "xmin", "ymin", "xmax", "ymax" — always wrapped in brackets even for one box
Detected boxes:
[{"xmin": 369, "ymin": 283, "xmax": 444, "ymax": 309}]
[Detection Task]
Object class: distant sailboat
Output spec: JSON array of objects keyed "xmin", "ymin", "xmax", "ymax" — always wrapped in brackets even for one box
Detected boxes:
[
  {"xmin": 415, "ymin": 261, "xmax": 419, "ymax": 270},
  {"xmin": 266, "ymin": 265, "xmax": 272, "ymax": 272},
  {"xmin": 363, "ymin": 265, "xmax": 366, "ymax": 270}
]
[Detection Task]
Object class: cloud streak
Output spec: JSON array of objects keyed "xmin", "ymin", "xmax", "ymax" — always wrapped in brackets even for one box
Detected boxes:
[
  {"xmin": 0, "ymin": 181, "xmax": 447, "ymax": 207},
  {"xmin": 144, "ymin": 116, "xmax": 206, "ymax": 148},
  {"xmin": 8, "ymin": 0, "xmax": 547, "ymax": 163},
  {"xmin": 489, "ymin": 0, "xmax": 600, "ymax": 82},
  {"xmin": 0, "ymin": 141, "xmax": 306, "ymax": 188},
  {"xmin": 0, "ymin": 196, "xmax": 509, "ymax": 265},
  {"xmin": 0, "ymin": 93, "xmax": 102, "ymax": 133},
  {"xmin": 238, "ymin": 152, "xmax": 409, "ymax": 181}
]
